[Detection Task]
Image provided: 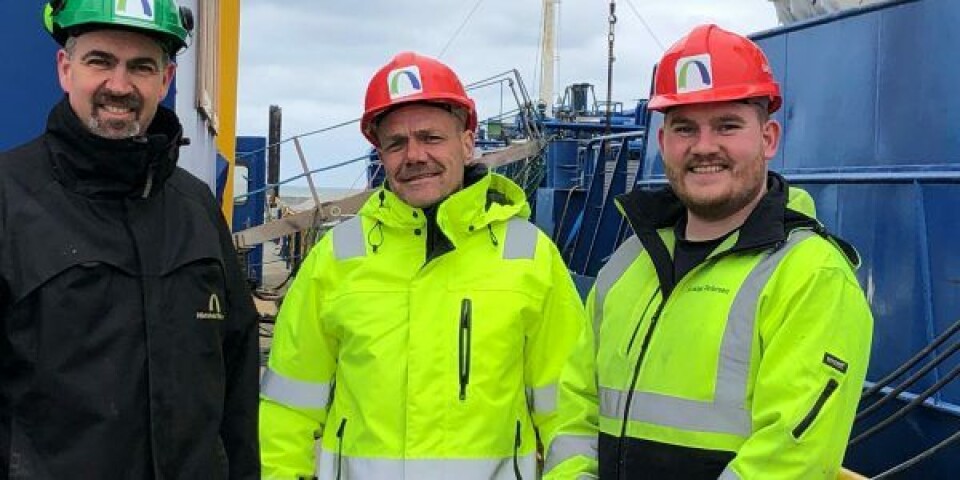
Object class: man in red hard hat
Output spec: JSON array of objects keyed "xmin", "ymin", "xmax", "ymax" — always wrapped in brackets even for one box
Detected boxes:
[
  {"xmin": 545, "ymin": 24, "xmax": 873, "ymax": 479},
  {"xmin": 259, "ymin": 51, "xmax": 588, "ymax": 479}
]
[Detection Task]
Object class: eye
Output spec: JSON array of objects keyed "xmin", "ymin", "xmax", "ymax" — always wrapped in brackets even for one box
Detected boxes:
[
  {"xmin": 671, "ymin": 124, "xmax": 696, "ymax": 136},
  {"xmin": 130, "ymin": 63, "xmax": 159, "ymax": 75},
  {"xmin": 717, "ymin": 122, "xmax": 742, "ymax": 134},
  {"xmin": 382, "ymin": 140, "xmax": 404, "ymax": 153},
  {"xmin": 85, "ymin": 57, "xmax": 112, "ymax": 68}
]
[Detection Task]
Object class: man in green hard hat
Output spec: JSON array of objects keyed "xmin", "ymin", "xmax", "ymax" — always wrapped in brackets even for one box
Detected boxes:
[{"xmin": 0, "ymin": 1, "xmax": 259, "ymax": 478}]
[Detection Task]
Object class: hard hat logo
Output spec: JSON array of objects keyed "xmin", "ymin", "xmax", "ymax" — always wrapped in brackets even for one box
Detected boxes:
[
  {"xmin": 675, "ymin": 54, "xmax": 713, "ymax": 94},
  {"xmin": 115, "ymin": 0, "xmax": 155, "ymax": 21},
  {"xmin": 388, "ymin": 66, "xmax": 424, "ymax": 100}
]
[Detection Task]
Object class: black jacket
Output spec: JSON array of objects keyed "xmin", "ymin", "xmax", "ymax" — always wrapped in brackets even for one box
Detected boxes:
[{"xmin": 0, "ymin": 99, "xmax": 260, "ymax": 479}]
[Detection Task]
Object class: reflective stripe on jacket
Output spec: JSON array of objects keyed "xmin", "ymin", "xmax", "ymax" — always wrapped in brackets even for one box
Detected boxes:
[
  {"xmin": 260, "ymin": 171, "xmax": 587, "ymax": 479},
  {"xmin": 545, "ymin": 175, "xmax": 873, "ymax": 479}
]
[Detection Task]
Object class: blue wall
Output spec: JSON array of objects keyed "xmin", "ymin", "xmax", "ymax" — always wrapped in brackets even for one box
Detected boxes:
[
  {"xmin": 0, "ymin": 0, "xmax": 177, "ymax": 151},
  {"xmin": 0, "ymin": 1, "xmax": 61, "ymax": 150}
]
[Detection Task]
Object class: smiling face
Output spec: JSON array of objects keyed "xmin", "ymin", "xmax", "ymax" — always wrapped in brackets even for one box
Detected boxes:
[
  {"xmin": 658, "ymin": 100, "xmax": 780, "ymax": 224},
  {"xmin": 375, "ymin": 103, "xmax": 475, "ymax": 208},
  {"xmin": 57, "ymin": 29, "xmax": 175, "ymax": 139}
]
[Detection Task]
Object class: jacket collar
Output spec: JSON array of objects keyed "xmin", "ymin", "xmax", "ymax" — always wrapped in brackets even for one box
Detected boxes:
[
  {"xmin": 616, "ymin": 171, "xmax": 818, "ymax": 254},
  {"xmin": 615, "ymin": 172, "xmax": 826, "ymax": 298},
  {"xmin": 364, "ymin": 164, "xmax": 530, "ymax": 232},
  {"xmin": 44, "ymin": 97, "xmax": 184, "ymax": 198}
]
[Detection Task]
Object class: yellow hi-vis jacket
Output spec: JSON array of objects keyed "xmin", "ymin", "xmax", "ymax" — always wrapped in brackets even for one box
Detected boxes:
[
  {"xmin": 545, "ymin": 174, "xmax": 873, "ymax": 479},
  {"xmin": 260, "ymin": 170, "xmax": 587, "ymax": 479}
]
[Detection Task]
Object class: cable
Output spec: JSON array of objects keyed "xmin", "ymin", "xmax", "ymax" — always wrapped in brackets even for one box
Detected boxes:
[
  {"xmin": 235, "ymin": 154, "xmax": 369, "ymax": 201},
  {"xmin": 871, "ymin": 428, "xmax": 960, "ymax": 479},
  {"xmin": 861, "ymin": 318, "xmax": 960, "ymax": 400},
  {"xmin": 849, "ymin": 362, "xmax": 960, "ymax": 446},
  {"xmin": 622, "ymin": 0, "xmax": 666, "ymax": 51},
  {"xmin": 235, "ymin": 118, "xmax": 360, "ymax": 162},
  {"xmin": 438, "ymin": 0, "xmax": 487, "ymax": 58},
  {"xmin": 532, "ymin": 0, "xmax": 544, "ymax": 101},
  {"xmin": 856, "ymin": 340, "xmax": 960, "ymax": 421}
]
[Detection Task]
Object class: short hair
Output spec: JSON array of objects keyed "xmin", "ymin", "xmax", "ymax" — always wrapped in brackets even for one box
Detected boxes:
[
  {"xmin": 447, "ymin": 105, "xmax": 469, "ymax": 130},
  {"xmin": 373, "ymin": 102, "xmax": 469, "ymax": 133},
  {"xmin": 741, "ymin": 98, "xmax": 771, "ymax": 123},
  {"xmin": 64, "ymin": 33, "xmax": 172, "ymax": 66}
]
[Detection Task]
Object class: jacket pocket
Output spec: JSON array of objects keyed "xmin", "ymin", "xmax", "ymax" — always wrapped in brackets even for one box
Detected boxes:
[{"xmin": 792, "ymin": 378, "xmax": 839, "ymax": 439}]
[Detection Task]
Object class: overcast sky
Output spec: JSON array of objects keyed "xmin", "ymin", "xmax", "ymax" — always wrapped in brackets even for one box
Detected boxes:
[{"xmin": 236, "ymin": 0, "xmax": 780, "ymax": 189}]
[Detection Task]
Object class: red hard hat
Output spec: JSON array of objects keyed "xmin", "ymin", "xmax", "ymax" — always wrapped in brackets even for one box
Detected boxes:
[
  {"xmin": 361, "ymin": 51, "xmax": 477, "ymax": 146},
  {"xmin": 648, "ymin": 24, "xmax": 782, "ymax": 113}
]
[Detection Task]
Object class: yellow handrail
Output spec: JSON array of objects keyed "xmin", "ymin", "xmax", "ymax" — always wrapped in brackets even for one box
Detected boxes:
[{"xmin": 839, "ymin": 467, "xmax": 868, "ymax": 480}]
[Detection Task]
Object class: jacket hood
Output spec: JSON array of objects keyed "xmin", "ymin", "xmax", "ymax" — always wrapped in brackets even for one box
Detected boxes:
[{"xmin": 44, "ymin": 96, "xmax": 184, "ymax": 198}]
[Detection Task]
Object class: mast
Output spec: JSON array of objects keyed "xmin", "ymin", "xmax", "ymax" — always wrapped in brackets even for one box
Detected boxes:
[{"xmin": 539, "ymin": 0, "xmax": 558, "ymax": 111}]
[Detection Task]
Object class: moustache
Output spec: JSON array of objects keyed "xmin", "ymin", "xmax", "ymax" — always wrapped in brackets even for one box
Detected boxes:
[
  {"xmin": 397, "ymin": 164, "xmax": 443, "ymax": 181},
  {"xmin": 93, "ymin": 88, "xmax": 143, "ymax": 112}
]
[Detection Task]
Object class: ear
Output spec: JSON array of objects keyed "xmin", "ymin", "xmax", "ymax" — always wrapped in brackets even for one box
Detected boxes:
[
  {"xmin": 761, "ymin": 119, "xmax": 781, "ymax": 162},
  {"xmin": 461, "ymin": 129, "xmax": 476, "ymax": 164},
  {"xmin": 159, "ymin": 61, "xmax": 177, "ymax": 97},
  {"xmin": 657, "ymin": 125, "xmax": 665, "ymax": 154},
  {"xmin": 56, "ymin": 49, "xmax": 72, "ymax": 93}
]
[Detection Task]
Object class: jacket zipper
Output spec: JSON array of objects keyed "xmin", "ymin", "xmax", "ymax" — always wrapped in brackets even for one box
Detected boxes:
[
  {"xmin": 512, "ymin": 420, "xmax": 523, "ymax": 480},
  {"xmin": 336, "ymin": 418, "xmax": 347, "ymax": 480},
  {"xmin": 617, "ymin": 300, "xmax": 666, "ymax": 479},
  {"xmin": 792, "ymin": 378, "xmax": 839, "ymax": 438},
  {"xmin": 624, "ymin": 287, "xmax": 661, "ymax": 353},
  {"xmin": 120, "ymin": 201, "xmax": 163, "ymax": 477},
  {"xmin": 459, "ymin": 298, "xmax": 472, "ymax": 401}
]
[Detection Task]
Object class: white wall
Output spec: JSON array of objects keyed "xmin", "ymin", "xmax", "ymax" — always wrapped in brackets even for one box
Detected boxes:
[{"xmin": 173, "ymin": 0, "xmax": 218, "ymax": 192}]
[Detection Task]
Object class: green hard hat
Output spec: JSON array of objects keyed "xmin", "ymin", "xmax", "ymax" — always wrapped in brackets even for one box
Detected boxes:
[{"xmin": 44, "ymin": 0, "xmax": 194, "ymax": 54}]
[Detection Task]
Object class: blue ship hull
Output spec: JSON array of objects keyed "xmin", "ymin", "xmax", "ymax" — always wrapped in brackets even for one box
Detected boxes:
[{"xmin": 531, "ymin": 0, "xmax": 959, "ymax": 476}]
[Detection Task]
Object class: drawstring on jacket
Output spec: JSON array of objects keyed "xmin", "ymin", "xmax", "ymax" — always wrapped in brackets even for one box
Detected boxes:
[
  {"xmin": 367, "ymin": 220, "xmax": 384, "ymax": 254},
  {"xmin": 367, "ymin": 191, "xmax": 387, "ymax": 253},
  {"xmin": 487, "ymin": 224, "xmax": 499, "ymax": 247}
]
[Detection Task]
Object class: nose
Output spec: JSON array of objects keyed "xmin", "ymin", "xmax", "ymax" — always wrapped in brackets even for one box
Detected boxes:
[
  {"xmin": 405, "ymin": 137, "xmax": 429, "ymax": 162},
  {"xmin": 103, "ymin": 66, "xmax": 134, "ymax": 94},
  {"xmin": 689, "ymin": 129, "xmax": 720, "ymax": 156}
]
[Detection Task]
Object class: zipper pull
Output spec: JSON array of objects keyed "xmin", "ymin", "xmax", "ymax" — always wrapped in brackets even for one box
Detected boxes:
[
  {"xmin": 514, "ymin": 420, "xmax": 522, "ymax": 448},
  {"xmin": 459, "ymin": 298, "xmax": 472, "ymax": 401},
  {"xmin": 335, "ymin": 418, "xmax": 347, "ymax": 480},
  {"xmin": 513, "ymin": 420, "xmax": 523, "ymax": 479},
  {"xmin": 141, "ymin": 164, "xmax": 156, "ymax": 199}
]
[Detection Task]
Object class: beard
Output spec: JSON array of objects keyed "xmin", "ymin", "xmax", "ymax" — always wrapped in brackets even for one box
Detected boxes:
[
  {"xmin": 86, "ymin": 88, "xmax": 144, "ymax": 139},
  {"xmin": 666, "ymin": 158, "xmax": 768, "ymax": 222},
  {"xmin": 87, "ymin": 116, "xmax": 142, "ymax": 139},
  {"xmin": 680, "ymin": 180, "xmax": 765, "ymax": 221}
]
